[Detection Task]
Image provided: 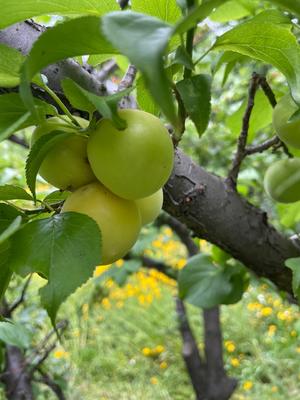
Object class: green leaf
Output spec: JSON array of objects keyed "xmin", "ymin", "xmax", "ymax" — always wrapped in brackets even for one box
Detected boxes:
[
  {"xmin": 171, "ymin": 45, "xmax": 194, "ymax": 70},
  {"xmin": 178, "ymin": 254, "xmax": 232, "ymax": 308},
  {"xmin": 61, "ymin": 79, "xmax": 96, "ymax": 114},
  {"xmin": 20, "ymin": 16, "xmax": 116, "ymax": 118},
  {"xmin": 174, "ymin": 0, "xmax": 230, "ymax": 35},
  {"xmin": 43, "ymin": 190, "xmax": 70, "ymax": 205},
  {"xmin": 102, "ymin": 11, "xmax": 177, "ymax": 126},
  {"xmin": 227, "ymin": 90, "xmax": 273, "ymax": 142},
  {"xmin": 0, "ymin": 0, "xmax": 119, "ymax": 29},
  {"xmin": 0, "ymin": 185, "xmax": 33, "ymax": 201},
  {"xmin": 71, "ymin": 82, "xmax": 133, "ymax": 129},
  {"xmin": 8, "ymin": 212, "xmax": 101, "ymax": 323},
  {"xmin": 176, "ymin": 74, "xmax": 211, "ymax": 136},
  {"xmin": 210, "ymin": 0, "xmax": 252, "ymax": 23},
  {"xmin": 26, "ymin": 131, "xmax": 73, "ymax": 199},
  {"xmin": 0, "ymin": 204, "xmax": 22, "ymax": 233},
  {"xmin": 0, "ymin": 44, "xmax": 25, "ymax": 88},
  {"xmin": 0, "ymin": 242, "xmax": 13, "ymax": 301},
  {"xmin": 136, "ymin": 77, "xmax": 160, "ymax": 116},
  {"xmin": 0, "ymin": 216, "xmax": 22, "ymax": 245},
  {"xmin": 132, "ymin": 0, "xmax": 181, "ymax": 23},
  {"xmin": 0, "ymin": 321, "xmax": 31, "ymax": 349},
  {"xmin": 178, "ymin": 254, "xmax": 246, "ymax": 308},
  {"xmin": 285, "ymin": 257, "xmax": 300, "ymax": 299},
  {"xmin": 212, "ymin": 15, "xmax": 300, "ymax": 104},
  {"xmin": 269, "ymin": 0, "xmax": 300, "ymax": 18},
  {"xmin": 0, "ymin": 93, "xmax": 55, "ymax": 142}
]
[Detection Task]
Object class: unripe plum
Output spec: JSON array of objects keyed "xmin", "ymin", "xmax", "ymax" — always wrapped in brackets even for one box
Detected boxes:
[
  {"xmin": 32, "ymin": 117, "xmax": 95, "ymax": 191},
  {"xmin": 87, "ymin": 109, "xmax": 174, "ymax": 200},
  {"xmin": 264, "ymin": 158, "xmax": 300, "ymax": 203},
  {"xmin": 135, "ymin": 189, "xmax": 163, "ymax": 225},
  {"xmin": 61, "ymin": 182, "xmax": 141, "ymax": 264}
]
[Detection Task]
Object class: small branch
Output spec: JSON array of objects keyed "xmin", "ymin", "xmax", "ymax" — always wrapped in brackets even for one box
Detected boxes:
[
  {"xmin": 176, "ymin": 298, "xmax": 207, "ymax": 399},
  {"xmin": 227, "ymin": 72, "xmax": 260, "ymax": 188},
  {"xmin": 245, "ymin": 136, "xmax": 280, "ymax": 155},
  {"xmin": 259, "ymin": 76, "xmax": 277, "ymax": 108},
  {"xmin": 8, "ymin": 135, "xmax": 29, "ymax": 148},
  {"xmin": 118, "ymin": 64, "xmax": 138, "ymax": 110},
  {"xmin": 34, "ymin": 369, "xmax": 66, "ymax": 400},
  {"xmin": 8, "ymin": 275, "xmax": 32, "ymax": 315}
]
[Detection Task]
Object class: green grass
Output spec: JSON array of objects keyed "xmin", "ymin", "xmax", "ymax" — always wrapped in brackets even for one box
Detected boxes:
[{"xmin": 41, "ymin": 273, "xmax": 299, "ymax": 400}]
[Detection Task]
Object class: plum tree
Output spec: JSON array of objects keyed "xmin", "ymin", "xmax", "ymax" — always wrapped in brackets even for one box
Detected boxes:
[
  {"xmin": 32, "ymin": 116, "xmax": 96, "ymax": 190},
  {"xmin": 62, "ymin": 181, "xmax": 141, "ymax": 264},
  {"xmin": 264, "ymin": 158, "xmax": 300, "ymax": 203},
  {"xmin": 135, "ymin": 189, "xmax": 163, "ymax": 225},
  {"xmin": 273, "ymin": 94, "xmax": 300, "ymax": 149},
  {"xmin": 87, "ymin": 109, "xmax": 174, "ymax": 200}
]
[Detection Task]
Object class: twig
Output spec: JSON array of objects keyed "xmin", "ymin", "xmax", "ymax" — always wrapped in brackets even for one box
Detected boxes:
[
  {"xmin": 34, "ymin": 369, "xmax": 66, "ymax": 400},
  {"xmin": 227, "ymin": 72, "xmax": 260, "ymax": 188},
  {"xmin": 8, "ymin": 135, "xmax": 29, "ymax": 148},
  {"xmin": 259, "ymin": 76, "xmax": 277, "ymax": 107},
  {"xmin": 118, "ymin": 64, "xmax": 138, "ymax": 110},
  {"xmin": 8, "ymin": 275, "xmax": 32, "ymax": 315}
]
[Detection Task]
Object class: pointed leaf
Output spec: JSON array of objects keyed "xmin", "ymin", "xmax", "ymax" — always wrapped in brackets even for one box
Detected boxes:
[
  {"xmin": 176, "ymin": 74, "xmax": 211, "ymax": 136},
  {"xmin": 8, "ymin": 212, "xmax": 102, "ymax": 323},
  {"xmin": 72, "ymin": 82, "xmax": 133, "ymax": 129},
  {"xmin": 0, "ymin": 0, "xmax": 119, "ymax": 29},
  {"xmin": 132, "ymin": 0, "xmax": 181, "ymax": 23},
  {"xmin": 43, "ymin": 190, "xmax": 70, "ymax": 205},
  {"xmin": 285, "ymin": 257, "xmax": 300, "ymax": 299},
  {"xmin": 102, "ymin": 11, "xmax": 177, "ymax": 125},
  {"xmin": 0, "ymin": 321, "xmax": 31, "ymax": 349},
  {"xmin": 61, "ymin": 79, "xmax": 96, "ymax": 114},
  {"xmin": 213, "ymin": 16, "xmax": 300, "ymax": 104},
  {"xmin": 26, "ymin": 131, "xmax": 73, "ymax": 199},
  {"xmin": 136, "ymin": 77, "xmax": 160, "ymax": 116},
  {"xmin": 0, "ymin": 185, "xmax": 33, "ymax": 201},
  {"xmin": 0, "ymin": 204, "xmax": 22, "ymax": 233},
  {"xmin": 0, "ymin": 44, "xmax": 25, "ymax": 88}
]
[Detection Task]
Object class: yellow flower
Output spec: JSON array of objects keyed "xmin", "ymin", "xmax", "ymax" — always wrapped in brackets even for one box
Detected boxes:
[
  {"xmin": 230, "ymin": 358, "xmax": 240, "ymax": 367},
  {"xmin": 296, "ymin": 347, "xmax": 300, "ymax": 353},
  {"xmin": 290, "ymin": 330, "xmax": 297, "ymax": 337},
  {"xmin": 247, "ymin": 302, "xmax": 262, "ymax": 311},
  {"xmin": 115, "ymin": 259, "xmax": 124, "ymax": 268},
  {"xmin": 163, "ymin": 227, "xmax": 172, "ymax": 237},
  {"xmin": 268, "ymin": 324, "xmax": 277, "ymax": 336},
  {"xmin": 53, "ymin": 349, "xmax": 68, "ymax": 359},
  {"xmin": 160, "ymin": 361, "xmax": 168, "ymax": 369},
  {"xmin": 175, "ymin": 258, "xmax": 186, "ymax": 269},
  {"xmin": 150, "ymin": 377, "xmax": 158, "ymax": 385},
  {"xmin": 271, "ymin": 386, "xmax": 278, "ymax": 393},
  {"xmin": 243, "ymin": 381, "xmax": 253, "ymax": 391},
  {"xmin": 261, "ymin": 307, "xmax": 273, "ymax": 317},
  {"xmin": 152, "ymin": 240, "xmax": 162, "ymax": 248},
  {"xmin": 155, "ymin": 345, "xmax": 165, "ymax": 354},
  {"xmin": 225, "ymin": 341, "xmax": 235, "ymax": 353},
  {"xmin": 142, "ymin": 347, "xmax": 152, "ymax": 356},
  {"xmin": 101, "ymin": 298, "xmax": 111, "ymax": 310},
  {"xmin": 93, "ymin": 264, "xmax": 111, "ymax": 277}
]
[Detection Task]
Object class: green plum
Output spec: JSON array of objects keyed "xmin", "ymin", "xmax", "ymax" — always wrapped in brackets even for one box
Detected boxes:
[
  {"xmin": 273, "ymin": 94, "xmax": 300, "ymax": 149},
  {"xmin": 135, "ymin": 189, "xmax": 163, "ymax": 225},
  {"xmin": 62, "ymin": 182, "xmax": 141, "ymax": 264},
  {"xmin": 87, "ymin": 109, "xmax": 174, "ymax": 200},
  {"xmin": 264, "ymin": 158, "xmax": 300, "ymax": 203},
  {"xmin": 32, "ymin": 116, "xmax": 95, "ymax": 190}
]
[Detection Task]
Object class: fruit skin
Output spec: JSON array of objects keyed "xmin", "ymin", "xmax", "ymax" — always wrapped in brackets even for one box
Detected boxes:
[
  {"xmin": 32, "ymin": 116, "xmax": 96, "ymax": 191},
  {"xmin": 135, "ymin": 189, "xmax": 163, "ymax": 225},
  {"xmin": 264, "ymin": 158, "xmax": 300, "ymax": 203},
  {"xmin": 87, "ymin": 109, "xmax": 174, "ymax": 200},
  {"xmin": 273, "ymin": 94, "xmax": 300, "ymax": 149},
  {"xmin": 61, "ymin": 182, "xmax": 141, "ymax": 264}
]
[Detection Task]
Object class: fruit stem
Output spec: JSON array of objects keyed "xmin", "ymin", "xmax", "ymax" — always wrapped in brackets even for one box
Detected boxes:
[{"xmin": 42, "ymin": 84, "xmax": 81, "ymax": 128}]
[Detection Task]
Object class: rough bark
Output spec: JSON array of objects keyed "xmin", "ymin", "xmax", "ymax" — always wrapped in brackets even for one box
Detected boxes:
[{"xmin": 1, "ymin": 21, "xmax": 299, "ymax": 294}]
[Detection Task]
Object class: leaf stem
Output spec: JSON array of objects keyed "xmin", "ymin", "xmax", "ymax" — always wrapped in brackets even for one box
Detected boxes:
[{"xmin": 42, "ymin": 84, "xmax": 80, "ymax": 127}]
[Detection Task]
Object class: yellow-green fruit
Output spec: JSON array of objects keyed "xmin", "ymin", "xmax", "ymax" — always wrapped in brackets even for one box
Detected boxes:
[
  {"xmin": 32, "ymin": 116, "xmax": 96, "ymax": 190},
  {"xmin": 264, "ymin": 158, "xmax": 300, "ymax": 203},
  {"xmin": 61, "ymin": 182, "xmax": 141, "ymax": 264},
  {"xmin": 135, "ymin": 189, "xmax": 163, "ymax": 225},
  {"xmin": 273, "ymin": 94, "xmax": 300, "ymax": 149},
  {"xmin": 87, "ymin": 109, "xmax": 174, "ymax": 200}
]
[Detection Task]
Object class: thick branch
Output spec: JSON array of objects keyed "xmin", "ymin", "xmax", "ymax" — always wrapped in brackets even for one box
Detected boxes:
[{"xmin": 163, "ymin": 149, "xmax": 299, "ymax": 294}]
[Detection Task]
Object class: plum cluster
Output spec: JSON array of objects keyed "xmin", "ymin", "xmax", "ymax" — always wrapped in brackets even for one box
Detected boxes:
[
  {"xmin": 33, "ymin": 110, "xmax": 174, "ymax": 264},
  {"xmin": 264, "ymin": 94, "xmax": 300, "ymax": 203}
]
